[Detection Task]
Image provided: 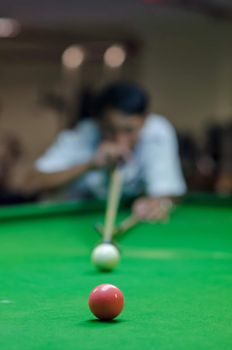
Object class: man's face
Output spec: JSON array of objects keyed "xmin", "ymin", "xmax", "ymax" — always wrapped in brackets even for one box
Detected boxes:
[{"xmin": 99, "ymin": 109, "xmax": 146, "ymax": 150}]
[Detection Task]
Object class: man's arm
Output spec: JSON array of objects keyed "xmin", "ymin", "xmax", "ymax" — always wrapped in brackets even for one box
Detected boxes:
[
  {"xmin": 133, "ymin": 118, "xmax": 186, "ymax": 220},
  {"xmin": 10, "ymin": 141, "xmax": 129, "ymax": 195},
  {"xmin": 10, "ymin": 161, "xmax": 95, "ymax": 194}
]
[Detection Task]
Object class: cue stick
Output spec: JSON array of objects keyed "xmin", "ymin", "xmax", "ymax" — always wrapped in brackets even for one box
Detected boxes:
[
  {"xmin": 95, "ymin": 223, "xmax": 116, "ymax": 236},
  {"xmin": 103, "ymin": 167, "xmax": 122, "ymax": 243},
  {"xmin": 95, "ymin": 214, "xmax": 139, "ymax": 237},
  {"xmin": 113, "ymin": 214, "xmax": 139, "ymax": 236}
]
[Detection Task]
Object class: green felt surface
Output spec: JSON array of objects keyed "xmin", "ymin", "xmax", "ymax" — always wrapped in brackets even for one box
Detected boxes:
[{"xmin": 0, "ymin": 198, "xmax": 232, "ymax": 350}]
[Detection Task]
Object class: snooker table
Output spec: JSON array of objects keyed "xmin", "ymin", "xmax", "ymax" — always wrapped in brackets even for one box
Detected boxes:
[{"xmin": 0, "ymin": 195, "xmax": 232, "ymax": 350}]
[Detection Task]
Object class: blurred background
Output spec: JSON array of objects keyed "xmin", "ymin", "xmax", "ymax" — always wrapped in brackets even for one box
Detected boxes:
[{"xmin": 0, "ymin": 0, "xmax": 232, "ymax": 204}]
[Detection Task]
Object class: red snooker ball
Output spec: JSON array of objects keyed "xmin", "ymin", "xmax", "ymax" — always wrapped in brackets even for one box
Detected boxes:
[{"xmin": 88, "ymin": 284, "xmax": 124, "ymax": 321}]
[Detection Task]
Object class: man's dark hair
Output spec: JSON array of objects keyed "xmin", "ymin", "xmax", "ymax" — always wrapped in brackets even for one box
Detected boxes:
[{"xmin": 95, "ymin": 81, "xmax": 148, "ymax": 117}]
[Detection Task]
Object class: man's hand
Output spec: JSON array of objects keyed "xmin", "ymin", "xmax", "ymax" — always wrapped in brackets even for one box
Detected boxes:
[
  {"xmin": 132, "ymin": 197, "xmax": 173, "ymax": 221},
  {"xmin": 93, "ymin": 142, "xmax": 131, "ymax": 169}
]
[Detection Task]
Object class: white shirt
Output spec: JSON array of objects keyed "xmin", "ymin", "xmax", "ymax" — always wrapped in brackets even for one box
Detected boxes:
[{"xmin": 35, "ymin": 114, "xmax": 187, "ymax": 199}]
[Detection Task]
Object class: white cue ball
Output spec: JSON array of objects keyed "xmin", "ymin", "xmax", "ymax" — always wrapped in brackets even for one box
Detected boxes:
[{"xmin": 91, "ymin": 243, "xmax": 120, "ymax": 271}]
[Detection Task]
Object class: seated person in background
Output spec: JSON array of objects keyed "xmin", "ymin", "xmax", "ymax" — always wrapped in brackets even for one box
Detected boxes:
[
  {"xmin": 12, "ymin": 82, "xmax": 186, "ymax": 220},
  {"xmin": 0, "ymin": 134, "xmax": 20, "ymax": 187},
  {"xmin": 0, "ymin": 133, "xmax": 36, "ymax": 205},
  {"xmin": 215, "ymin": 123, "xmax": 232, "ymax": 194}
]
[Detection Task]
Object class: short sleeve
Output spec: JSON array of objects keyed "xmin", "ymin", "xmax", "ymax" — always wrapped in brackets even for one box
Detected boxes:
[
  {"xmin": 35, "ymin": 120, "xmax": 99, "ymax": 173},
  {"xmin": 142, "ymin": 116, "xmax": 187, "ymax": 197}
]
